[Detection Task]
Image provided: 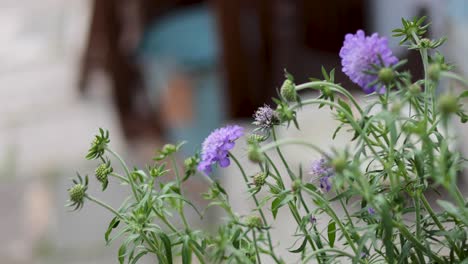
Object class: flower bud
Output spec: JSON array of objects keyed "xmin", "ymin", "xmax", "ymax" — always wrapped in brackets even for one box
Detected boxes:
[
  {"xmin": 245, "ymin": 215, "xmax": 263, "ymax": 229},
  {"xmin": 253, "ymin": 172, "xmax": 267, "ymax": 187},
  {"xmin": 408, "ymin": 83, "xmax": 421, "ymax": 95},
  {"xmin": 391, "ymin": 102, "xmax": 402, "ymax": 114},
  {"xmin": 291, "ymin": 179, "xmax": 302, "ymax": 192},
  {"xmin": 420, "ymin": 38, "xmax": 431, "ymax": 48},
  {"xmin": 247, "ymin": 134, "xmax": 267, "ymax": 145},
  {"xmin": 276, "ymin": 104, "xmax": 295, "ymax": 123},
  {"xmin": 69, "ymin": 184, "xmax": 86, "ymax": 204},
  {"xmin": 247, "ymin": 144, "xmax": 264, "ymax": 163},
  {"xmin": 95, "ymin": 162, "xmax": 112, "ymax": 186},
  {"xmin": 280, "ymin": 79, "xmax": 297, "ymax": 102},
  {"xmin": 378, "ymin": 67, "xmax": 394, "ymax": 84},
  {"xmin": 428, "ymin": 63, "xmax": 441, "ymax": 81},
  {"xmin": 331, "ymin": 156, "xmax": 347, "ymax": 173},
  {"xmin": 438, "ymin": 94, "xmax": 459, "ymax": 114},
  {"xmin": 162, "ymin": 144, "xmax": 177, "ymax": 155}
]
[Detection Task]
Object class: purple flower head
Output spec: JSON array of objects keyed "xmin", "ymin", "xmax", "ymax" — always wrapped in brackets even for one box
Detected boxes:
[
  {"xmin": 367, "ymin": 207, "xmax": 376, "ymax": 215},
  {"xmin": 198, "ymin": 125, "xmax": 244, "ymax": 174},
  {"xmin": 253, "ymin": 104, "xmax": 279, "ymax": 129},
  {"xmin": 310, "ymin": 158, "xmax": 334, "ymax": 192},
  {"xmin": 339, "ymin": 30, "xmax": 398, "ymax": 94},
  {"xmin": 319, "ymin": 176, "xmax": 332, "ymax": 192},
  {"xmin": 310, "ymin": 158, "xmax": 333, "ymax": 176}
]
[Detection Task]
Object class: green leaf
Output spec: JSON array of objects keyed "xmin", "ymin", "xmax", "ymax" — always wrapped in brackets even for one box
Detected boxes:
[
  {"xmin": 271, "ymin": 193, "xmax": 294, "ymax": 219},
  {"xmin": 337, "ymin": 98, "xmax": 352, "ymax": 116},
  {"xmin": 289, "ymin": 237, "xmax": 308, "ymax": 253},
  {"xmin": 182, "ymin": 238, "xmax": 192, "ymax": 264},
  {"xmin": 321, "ymin": 66, "xmax": 330, "ymax": 80},
  {"xmin": 460, "ymin": 90, "xmax": 468, "ymax": 98},
  {"xmin": 327, "ymin": 220, "xmax": 336, "ymax": 247},
  {"xmin": 105, "ymin": 217, "xmax": 120, "ymax": 243},
  {"xmin": 130, "ymin": 251, "xmax": 148, "ymax": 264},
  {"xmin": 118, "ymin": 243, "xmax": 126, "ymax": 264},
  {"xmin": 159, "ymin": 232, "xmax": 173, "ymax": 264}
]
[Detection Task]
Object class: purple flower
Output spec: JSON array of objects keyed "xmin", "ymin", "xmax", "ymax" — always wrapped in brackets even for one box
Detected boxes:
[
  {"xmin": 310, "ymin": 158, "xmax": 334, "ymax": 192},
  {"xmin": 198, "ymin": 125, "xmax": 244, "ymax": 174},
  {"xmin": 339, "ymin": 30, "xmax": 398, "ymax": 94},
  {"xmin": 253, "ymin": 104, "xmax": 279, "ymax": 129},
  {"xmin": 319, "ymin": 176, "xmax": 332, "ymax": 192},
  {"xmin": 368, "ymin": 207, "xmax": 376, "ymax": 215},
  {"xmin": 310, "ymin": 158, "xmax": 330, "ymax": 176}
]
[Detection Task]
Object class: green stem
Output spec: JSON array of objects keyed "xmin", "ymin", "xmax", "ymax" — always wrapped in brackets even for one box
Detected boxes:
[
  {"xmin": 86, "ymin": 195, "xmax": 124, "ymax": 219},
  {"xmin": 271, "ymin": 128, "xmax": 325, "ymax": 252},
  {"xmin": 295, "ymin": 81, "xmax": 364, "ymax": 114},
  {"xmin": 106, "ymin": 147, "xmax": 140, "ymax": 201},
  {"xmin": 252, "ymin": 230, "xmax": 262, "ymax": 264},
  {"xmin": 301, "ymin": 187, "xmax": 359, "ymax": 255},
  {"xmin": 192, "ymin": 244, "xmax": 207, "ymax": 264},
  {"xmin": 229, "ymin": 153, "xmax": 282, "ymax": 264},
  {"xmin": 302, "ymin": 248, "xmax": 357, "ymax": 263},
  {"xmin": 394, "ymin": 221, "xmax": 445, "ymax": 263},
  {"xmin": 171, "ymin": 155, "xmax": 190, "ymax": 229},
  {"xmin": 420, "ymin": 195, "xmax": 461, "ymax": 258},
  {"xmin": 109, "ymin": 172, "xmax": 129, "ymax": 183},
  {"xmin": 262, "ymin": 153, "xmax": 322, "ymax": 261}
]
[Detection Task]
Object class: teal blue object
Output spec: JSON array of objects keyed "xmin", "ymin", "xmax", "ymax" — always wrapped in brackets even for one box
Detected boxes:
[
  {"xmin": 139, "ymin": 5, "xmax": 219, "ymax": 70},
  {"xmin": 137, "ymin": 5, "xmax": 225, "ymax": 155}
]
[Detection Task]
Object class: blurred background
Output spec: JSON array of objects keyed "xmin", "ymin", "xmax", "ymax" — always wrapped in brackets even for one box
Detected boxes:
[{"xmin": 0, "ymin": 0, "xmax": 467, "ymax": 263}]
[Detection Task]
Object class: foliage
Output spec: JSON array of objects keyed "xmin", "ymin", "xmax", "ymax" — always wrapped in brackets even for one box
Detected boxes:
[{"xmin": 67, "ymin": 17, "xmax": 468, "ymax": 263}]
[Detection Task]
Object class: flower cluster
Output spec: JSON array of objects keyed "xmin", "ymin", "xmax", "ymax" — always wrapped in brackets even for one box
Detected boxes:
[
  {"xmin": 339, "ymin": 30, "xmax": 398, "ymax": 93},
  {"xmin": 253, "ymin": 104, "xmax": 279, "ymax": 130},
  {"xmin": 197, "ymin": 125, "xmax": 244, "ymax": 174},
  {"xmin": 310, "ymin": 157, "xmax": 334, "ymax": 192},
  {"xmin": 67, "ymin": 18, "xmax": 468, "ymax": 264}
]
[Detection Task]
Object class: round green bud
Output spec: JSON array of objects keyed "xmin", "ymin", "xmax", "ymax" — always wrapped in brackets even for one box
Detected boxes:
[
  {"xmin": 428, "ymin": 64, "xmax": 441, "ymax": 81},
  {"xmin": 420, "ymin": 38, "xmax": 431, "ymax": 48},
  {"xmin": 378, "ymin": 67, "xmax": 395, "ymax": 84},
  {"xmin": 280, "ymin": 79, "xmax": 297, "ymax": 102},
  {"xmin": 438, "ymin": 94, "xmax": 459, "ymax": 114},
  {"xmin": 322, "ymin": 86, "xmax": 333, "ymax": 97},
  {"xmin": 245, "ymin": 215, "xmax": 263, "ymax": 229},
  {"xmin": 247, "ymin": 134, "xmax": 267, "ymax": 145},
  {"xmin": 408, "ymin": 83, "xmax": 422, "ymax": 95},
  {"xmin": 253, "ymin": 172, "xmax": 267, "ymax": 187},
  {"xmin": 391, "ymin": 102, "xmax": 402, "ymax": 114},
  {"xmin": 95, "ymin": 163, "xmax": 112, "ymax": 183},
  {"xmin": 331, "ymin": 156, "xmax": 347, "ymax": 173},
  {"xmin": 276, "ymin": 104, "xmax": 295, "ymax": 122},
  {"xmin": 291, "ymin": 179, "xmax": 302, "ymax": 192},
  {"xmin": 162, "ymin": 144, "xmax": 177, "ymax": 154},
  {"xmin": 69, "ymin": 184, "xmax": 86, "ymax": 204},
  {"xmin": 247, "ymin": 144, "xmax": 264, "ymax": 163}
]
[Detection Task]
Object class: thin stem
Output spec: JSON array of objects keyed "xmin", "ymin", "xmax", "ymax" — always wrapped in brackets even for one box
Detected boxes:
[
  {"xmin": 295, "ymin": 81, "xmax": 364, "ymax": 114},
  {"xmin": 171, "ymin": 155, "xmax": 190, "ymax": 229},
  {"xmin": 420, "ymin": 194, "xmax": 461, "ymax": 258},
  {"xmin": 394, "ymin": 221, "xmax": 445, "ymax": 263},
  {"xmin": 301, "ymin": 187, "xmax": 359, "ymax": 255},
  {"xmin": 86, "ymin": 195, "xmax": 124, "ymax": 219},
  {"xmin": 260, "ymin": 138, "xmax": 328, "ymax": 158},
  {"xmin": 192, "ymin": 244, "xmax": 207, "ymax": 264},
  {"xmin": 252, "ymin": 230, "xmax": 262, "ymax": 264},
  {"xmin": 109, "ymin": 172, "xmax": 129, "ymax": 183},
  {"xmin": 271, "ymin": 128, "xmax": 325, "ymax": 252},
  {"xmin": 106, "ymin": 147, "xmax": 140, "ymax": 201},
  {"xmin": 229, "ymin": 153, "xmax": 282, "ymax": 264},
  {"xmin": 263, "ymin": 154, "xmax": 323, "ymax": 257},
  {"xmin": 302, "ymin": 248, "xmax": 357, "ymax": 263}
]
